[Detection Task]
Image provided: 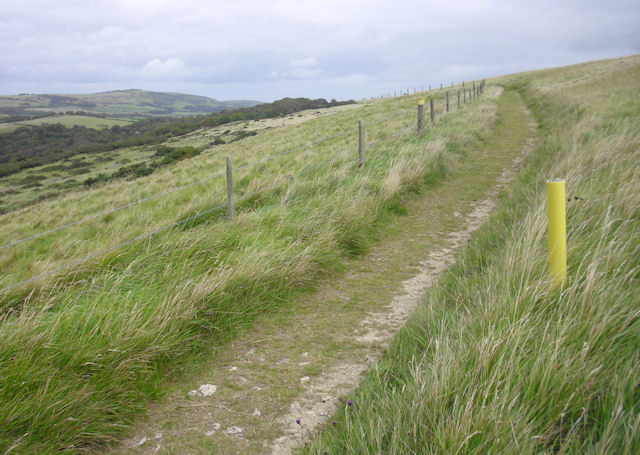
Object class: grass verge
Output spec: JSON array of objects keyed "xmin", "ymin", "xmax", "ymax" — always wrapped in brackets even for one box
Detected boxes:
[{"xmin": 301, "ymin": 56, "xmax": 640, "ymax": 454}]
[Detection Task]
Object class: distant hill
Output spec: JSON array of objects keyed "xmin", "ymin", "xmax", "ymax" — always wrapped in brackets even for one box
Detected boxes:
[{"xmin": 0, "ymin": 89, "xmax": 262, "ymax": 117}]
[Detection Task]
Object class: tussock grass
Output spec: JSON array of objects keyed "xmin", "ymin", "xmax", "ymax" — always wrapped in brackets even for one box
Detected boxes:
[
  {"xmin": 302, "ymin": 55, "xmax": 640, "ymax": 454},
  {"xmin": 0, "ymin": 86, "xmax": 496, "ymax": 452}
]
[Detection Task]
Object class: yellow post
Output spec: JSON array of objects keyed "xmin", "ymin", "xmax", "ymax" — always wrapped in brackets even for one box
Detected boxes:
[{"xmin": 547, "ymin": 179, "xmax": 567, "ymax": 286}]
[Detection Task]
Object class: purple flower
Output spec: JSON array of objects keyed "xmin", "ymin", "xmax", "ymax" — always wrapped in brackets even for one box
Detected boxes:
[
  {"xmin": 347, "ymin": 400, "xmax": 354, "ymax": 406},
  {"xmin": 332, "ymin": 421, "xmax": 337, "ymax": 426},
  {"xmin": 295, "ymin": 419, "xmax": 301, "ymax": 425}
]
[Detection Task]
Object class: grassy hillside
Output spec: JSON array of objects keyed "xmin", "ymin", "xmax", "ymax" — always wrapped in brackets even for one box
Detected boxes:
[
  {"xmin": 303, "ymin": 55, "xmax": 640, "ymax": 453},
  {"xmin": 0, "ymin": 89, "xmax": 260, "ymax": 117},
  {"xmin": 0, "ymin": 103, "xmax": 358, "ymax": 213},
  {"xmin": 0, "ymin": 79, "xmax": 490, "ymax": 451}
]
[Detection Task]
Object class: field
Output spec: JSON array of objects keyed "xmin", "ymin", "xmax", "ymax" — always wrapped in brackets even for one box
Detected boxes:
[
  {"xmin": 0, "ymin": 115, "xmax": 133, "ymax": 134},
  {"xmin": 1, "ymin": 55, "xmax": 639, "ymax": 454}
]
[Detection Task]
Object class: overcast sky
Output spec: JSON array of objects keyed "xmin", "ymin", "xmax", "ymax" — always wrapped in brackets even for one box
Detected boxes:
[{"xmin": 1, "ymin": 0, "xmax": 638, "ymax": 102}]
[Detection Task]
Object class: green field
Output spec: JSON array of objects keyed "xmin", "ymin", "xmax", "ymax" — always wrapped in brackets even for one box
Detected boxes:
[
  {"xmin": 0, "ymin": 114, "xmax": 133, "ymax": 133},
  {"xmin": 0, "ymin": 55, "xmax": 638, "ymax": 453}
]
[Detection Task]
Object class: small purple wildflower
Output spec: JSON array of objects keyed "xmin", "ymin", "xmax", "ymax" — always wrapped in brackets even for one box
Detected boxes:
[
  {"xmin": 347, "ymin": 400, "xmax": 354, "ymax": 406},
  {"xmin": 332, "ymin": 420, "xmax": 337, "ymax": 426},
  {"xmin": 296, "ymin": 418, "xmax": 301, "ymax": 425}
]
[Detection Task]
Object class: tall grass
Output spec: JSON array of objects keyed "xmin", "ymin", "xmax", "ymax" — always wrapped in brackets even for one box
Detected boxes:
[
  {"xmin": 0, "ymin": 86, "xmax": 497, "ymax": 452},
  {"xmin": 302, "ymin": 55, "xmax": 640, "ymax": 454}
]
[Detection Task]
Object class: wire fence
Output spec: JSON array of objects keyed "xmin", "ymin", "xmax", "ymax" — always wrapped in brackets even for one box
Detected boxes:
[{"xmin": 0, "ymin": 80, "xmax": 486, "ymax": 295}]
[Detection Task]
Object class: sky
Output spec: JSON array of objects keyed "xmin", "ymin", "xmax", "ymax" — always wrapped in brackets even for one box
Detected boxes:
[{"xmin": 1, "ymin": 0, "xmax": 639, "ymax": 102}]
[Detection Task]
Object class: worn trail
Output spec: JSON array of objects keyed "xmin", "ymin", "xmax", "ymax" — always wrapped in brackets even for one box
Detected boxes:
[{"xmin": 111, "ymin": 90, "xmax": 536, "ymax": 455}]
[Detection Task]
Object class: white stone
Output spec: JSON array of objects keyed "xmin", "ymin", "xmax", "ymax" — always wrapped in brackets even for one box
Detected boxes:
[
  {"xmin": 253, "ymin": 409, "xmax": 261, "ymax": 416},
  {"xmin": 205, "ymin": 423, "xmax": 221, "ymax": 436},
  {"xmin": 224, "ymin": 426, "xmax": 244, "ymax": 438},
  {"xmin": 198, "ymin": 384, "xmax": 217, "ymax": 396}
]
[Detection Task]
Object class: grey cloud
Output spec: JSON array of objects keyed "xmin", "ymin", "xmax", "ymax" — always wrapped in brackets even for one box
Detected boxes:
[{"xmin": 0, "ymin": 0, "xmax": 638, "ymax": 100}]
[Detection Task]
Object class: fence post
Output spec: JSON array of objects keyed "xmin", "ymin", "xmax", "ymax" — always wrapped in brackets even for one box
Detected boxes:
[
  {"xmin": 358, "ymin": 120, "xmax": 365, "ymax": 168},
  {"xmin": 457, "ymin": 90, "xmax": 460, "ymax": 109},
  {"xmin": 417, "ymin": 98, "xmax": 425, "ymax": 135},
  {"xmin": 226, "ymin": 155, "xmax": 234, "ymax": 221},
  {"xmin": 547, "ymin": 179, "xmax": 567, "ymax": 287},
  {"xmin": 430, "ymin": 98, "xmax": 435, "ymax": 126},
  {"xmin": 472, "ymin": 81, "xmax": 476, "ymax": 100},
  {"xmin": 446, "ymin": 91, "xmax": 450, "ymax": 113}
]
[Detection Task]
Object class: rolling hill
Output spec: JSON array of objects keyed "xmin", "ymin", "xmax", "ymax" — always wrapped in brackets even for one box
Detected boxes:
[{"xmin": 0, "ymin": 89, "xmax": 262, "ymax": 117}]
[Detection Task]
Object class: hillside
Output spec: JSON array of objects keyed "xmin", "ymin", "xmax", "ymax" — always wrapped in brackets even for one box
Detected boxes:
[
  {"xmin": 0, "ymin": 55, "xmax": 638, "ymax": 454},
  {"xmin": 0, "ymin": 96, "xmax": 354, "ymax": 183},
  {"xmin": 0, "ymin": 89, "xmax": 261, "ymax": 117}
]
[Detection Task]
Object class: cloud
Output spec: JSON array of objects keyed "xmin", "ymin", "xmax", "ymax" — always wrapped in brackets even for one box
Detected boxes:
[
  {"xmin": 0, "ymin": 1, "xmax": 638, "ymax": 100},
  {"xmin": 134, "ymin": 58, "xmax": 189, "ymax": 79}
]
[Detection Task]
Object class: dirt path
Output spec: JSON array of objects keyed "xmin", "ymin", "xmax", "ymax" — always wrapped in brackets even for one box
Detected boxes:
[{"xmin": 111, "ymin": 90, "xmax": 536, "ymax": 455}]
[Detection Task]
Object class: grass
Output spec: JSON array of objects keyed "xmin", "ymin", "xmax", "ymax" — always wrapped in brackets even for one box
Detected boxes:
[
  {"xmin": 0, "ymin": 115, "xmax": 133, "ymax": 133},
  {"xmin": 301, "ymin": 55, "xmax": 640, "ymax": 454},
  {"xmin": 106, "ymin": 88, "xmax": 532, "ymax": 454},
  {"xmin": 0, "ymin": 105, "xmax": 357, "ymax": 213},
  {"xmin": 0, "ymin": 83, "xmax": 494, "ymax": 452}
]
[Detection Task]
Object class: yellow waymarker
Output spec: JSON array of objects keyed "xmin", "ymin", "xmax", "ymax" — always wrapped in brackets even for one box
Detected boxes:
[
  {"xmin": 418, "ymin": 98, "xmax": 425, "ymax": 105},
  {"xmin": 547, "ymin": 179, "xmax": 567, "ymax": 287}
]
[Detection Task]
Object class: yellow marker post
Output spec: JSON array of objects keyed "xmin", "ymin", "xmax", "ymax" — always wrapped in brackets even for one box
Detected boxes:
[{"xmin": 547, "ymin": 179, "xmax": 567, "ymax": 287}]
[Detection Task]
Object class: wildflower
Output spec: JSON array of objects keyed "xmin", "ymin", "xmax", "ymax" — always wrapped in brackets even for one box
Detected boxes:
[
  {"xmin": 347, "ymin": 400, "xmax": 354, "ymax": 406},
  {"xmin": 332, "ymin": 421, "xmax": 337, "ymax": 426},
  {"xmin": 296, "ymin": 419, "xmax": 301, "ymax": 425}
]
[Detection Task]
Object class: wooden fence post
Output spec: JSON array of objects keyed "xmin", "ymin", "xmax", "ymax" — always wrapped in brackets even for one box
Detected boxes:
[
  {"xmin": 226, "ymin": 155, "xmax": 234, "ymax": 221},
  {"xmin": 446, "ymin": 91, "xmax": 450, "ymax": 113},
  {"xmin": 417, "ymin": 98, "xmax": 425, "ymax": 135},
  {"xmin": 464, "ymin": 88, "xmax": 466, "ymax": 104},
  {"xmin": 430, "ymin": 98, "xmax": 435, "ymax": 126},
  {"xmin": 457, "ymin": 90, "xmax": 460, "ymax": 109},
  {"xmin": 358, "ymin": 120, "xmax": 365, "ymax": 168}
]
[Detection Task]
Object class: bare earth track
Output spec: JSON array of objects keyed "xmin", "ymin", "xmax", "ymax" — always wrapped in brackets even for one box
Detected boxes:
[{"xmin": 111, "ymin": 90, "xmax": 536, "ymax": 455}]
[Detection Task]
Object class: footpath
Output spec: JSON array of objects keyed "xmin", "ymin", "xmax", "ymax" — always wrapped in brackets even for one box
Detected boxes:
[{"xmin": 111, "ymin": 90, "xmax": 536, "ymax": 455}]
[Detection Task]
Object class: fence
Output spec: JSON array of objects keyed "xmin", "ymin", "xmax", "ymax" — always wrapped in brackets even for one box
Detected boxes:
[{"xmin": 0, "ymin": 80, "xmax": 486, "ymax": 295}]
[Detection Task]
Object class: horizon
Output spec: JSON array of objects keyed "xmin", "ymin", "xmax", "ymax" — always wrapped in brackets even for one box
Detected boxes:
[{"xmin": 2, "ymin": 53, "xmax": 636, "ymax": 104}]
